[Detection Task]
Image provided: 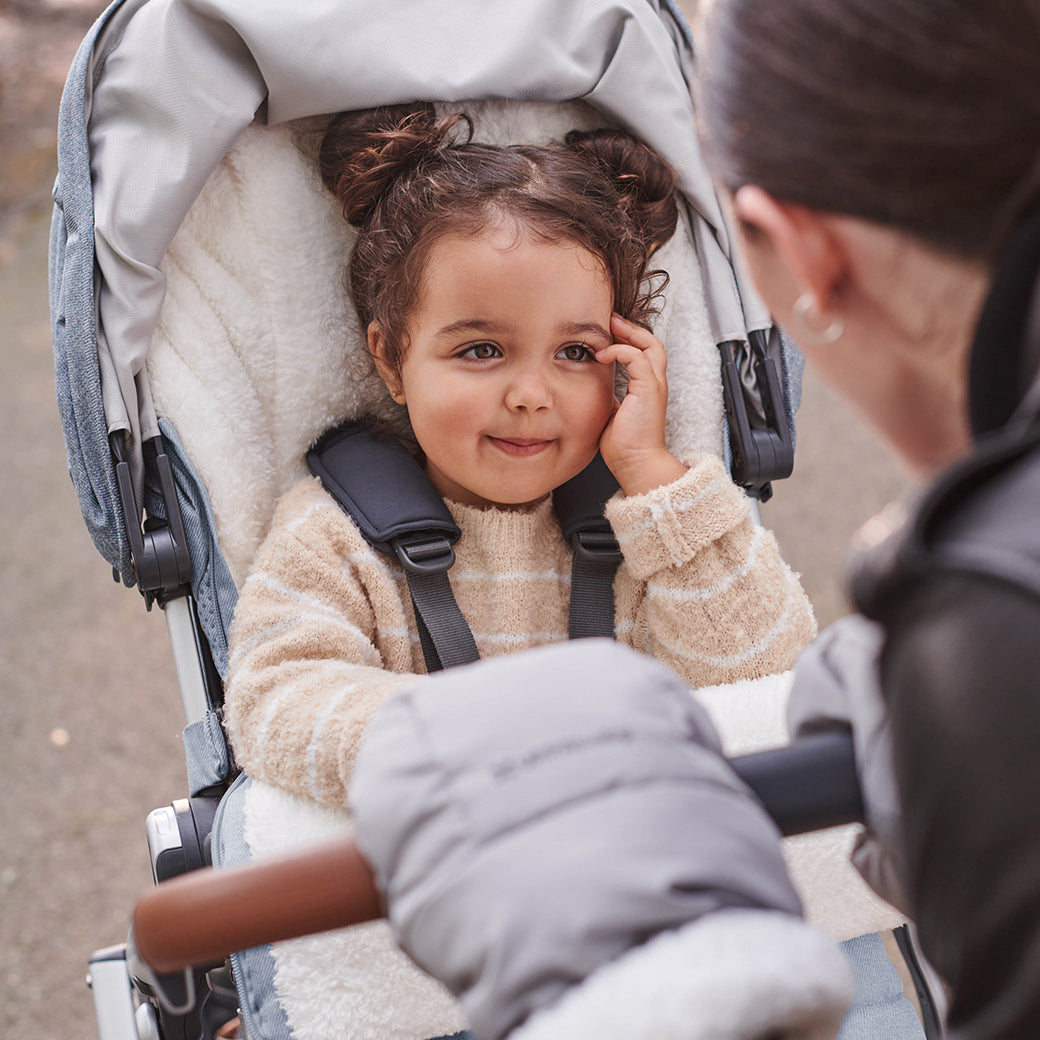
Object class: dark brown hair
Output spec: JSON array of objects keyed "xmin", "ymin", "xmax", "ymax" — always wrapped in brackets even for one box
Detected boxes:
[
  {"xmin": 318, "ymin": 103, "xmax": 678, "ymax": 375},
  {"xmin": 696, "ymin": 0, "xmax": 1040, "ymax": 261}
]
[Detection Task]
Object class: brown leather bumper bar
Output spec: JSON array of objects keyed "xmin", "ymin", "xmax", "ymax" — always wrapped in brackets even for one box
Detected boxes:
[
  {"xmin": 132, "ymin": 839, "xmax": 381, "ymax": 974},
  {"xmin": 131, "ymin": 733, "xmax": 861, "ymax": 974}
]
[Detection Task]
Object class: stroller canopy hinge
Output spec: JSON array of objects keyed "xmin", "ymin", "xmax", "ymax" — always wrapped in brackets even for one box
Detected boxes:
[
  {"xmin": 112, "ymin": 433, "xmax": 193, "ymax": 607},
  {"xmin": 719, "ymin": 330, "xmax": 796, "ymax": 502}
]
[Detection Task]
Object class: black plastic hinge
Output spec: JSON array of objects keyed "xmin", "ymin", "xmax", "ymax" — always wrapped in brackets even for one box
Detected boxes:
[
  {"xmin": 112, "ymin": 432, "xmax": 193, "ymax": 608},
  {"xmin": 719, "ymin": 329, "xmax": 795, "ymax": 502}
]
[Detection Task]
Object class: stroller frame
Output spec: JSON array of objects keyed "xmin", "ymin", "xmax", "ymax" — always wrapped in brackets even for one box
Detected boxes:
[{"xmin": 50, "ymin": 2, "xmax": 933, "ymax": 1038}]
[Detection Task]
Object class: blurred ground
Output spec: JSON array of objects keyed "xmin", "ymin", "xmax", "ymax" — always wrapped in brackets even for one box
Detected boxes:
[
  {"xmin": 0, "ymin": 1, "xmax": 913, "ymax": 1038},
  {"xmin": 1, "ymin": 3, "xmax": 187, "ymax": 1039},
  {"xmin": 0, "ymin": 0, "xmax": 106, "ymax": 264}
]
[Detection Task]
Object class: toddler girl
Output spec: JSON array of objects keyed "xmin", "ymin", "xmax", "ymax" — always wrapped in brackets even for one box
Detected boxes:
[{"xmin": 224, "ymin": 105, "xmax": 815, "ymax": 811}]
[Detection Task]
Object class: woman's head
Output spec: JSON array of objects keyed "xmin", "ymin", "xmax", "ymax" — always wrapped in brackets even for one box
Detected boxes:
[
  {"xmin": 319, "ymin": 104, "xmax": 678, "ymax": 379},
  {"xmin": 696, "ymin": 0, "xmax": 1040, "ymax": 263},
  {"xmin": 695, "ymin": 0, "xmax": 1040, "ymax": 476}
]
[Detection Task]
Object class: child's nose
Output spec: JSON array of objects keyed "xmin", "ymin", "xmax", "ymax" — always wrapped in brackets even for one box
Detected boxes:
[{"xmin": 504, "ymin": 366, "xmax": 553, "ymax": 411}]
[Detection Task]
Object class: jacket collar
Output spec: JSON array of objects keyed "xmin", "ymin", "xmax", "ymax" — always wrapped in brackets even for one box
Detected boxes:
[{"xmin": 969, "ymin": 205, "xmax": 1040, "ymax": 438}]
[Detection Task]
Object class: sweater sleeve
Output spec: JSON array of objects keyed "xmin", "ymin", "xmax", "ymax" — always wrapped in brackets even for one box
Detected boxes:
[
  {"xmin": 223, "ymin": 479, "xmax": 423, "ymax": 809},
  {"xmin": 605, "ymin": 454, "xmax": 816, "ymax": 686}
]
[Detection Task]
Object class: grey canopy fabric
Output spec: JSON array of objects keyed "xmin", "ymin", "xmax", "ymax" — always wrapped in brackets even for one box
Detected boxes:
[{"xmin": 51, "ymin": 0, "xmax": 775, "ymax": 582}]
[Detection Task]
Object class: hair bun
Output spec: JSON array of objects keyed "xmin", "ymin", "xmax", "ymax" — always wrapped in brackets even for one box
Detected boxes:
[
  {"xmin": 319, "ymin": 104, "xmax": 472, "ymax": 227},
  {"xmin": 564, "ymin": 128, "xmax": 679, "ymax": 253}
]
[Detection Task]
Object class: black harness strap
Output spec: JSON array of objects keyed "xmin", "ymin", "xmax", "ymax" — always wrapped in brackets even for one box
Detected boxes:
[
  {"xmin": 307, "ymin": 423, "xmax": 478, "ymax": 673},
  {"xmin": 552, "ymin": 452, "xmax": 623, "ymax": 640},
  {"xmin": 308, "ymin": 421, "xmax": 621, "ymax": 672},
  {"xmin": 393, "ymin": 533, "xmax": 479, "ymax": 671}
]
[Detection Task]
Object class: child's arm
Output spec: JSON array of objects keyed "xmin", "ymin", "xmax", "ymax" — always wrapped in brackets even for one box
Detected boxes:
[
  {"xmin": 223, "ymin": 479, "xmax": 425, "ymax": 810},
  {"xmin": 606, "ymin": 460, "xmax": 816, "ymax": 685},
  {"xmin": 596, "ymin": 315, "xmax": 814, "ymax": 684}
]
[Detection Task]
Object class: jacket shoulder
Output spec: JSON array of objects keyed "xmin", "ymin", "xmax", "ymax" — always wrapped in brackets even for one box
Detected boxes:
[{"xmin": 852, "ymin": 425, "xmax": 1040, "ymax": 619}]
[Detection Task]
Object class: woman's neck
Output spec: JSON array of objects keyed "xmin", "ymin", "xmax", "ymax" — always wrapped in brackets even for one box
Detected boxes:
[{"xmin": 843, "ymin": 225, "xmax": 990, "ymax": 478}]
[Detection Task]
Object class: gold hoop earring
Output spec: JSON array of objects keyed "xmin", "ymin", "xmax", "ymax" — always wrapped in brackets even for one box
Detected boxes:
[{"xmin": 791, "ymin": 292, "xmax": 844, "ymax": 346}]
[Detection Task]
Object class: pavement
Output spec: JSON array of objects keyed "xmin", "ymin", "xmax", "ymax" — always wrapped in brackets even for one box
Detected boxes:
[
  {"xmin": 2, "ymin": 4, "xmax": 186, "ymax": 1038},
  {"xmin": 0, "ymin": 2, "xmax": 914, "ymax": 1038}
]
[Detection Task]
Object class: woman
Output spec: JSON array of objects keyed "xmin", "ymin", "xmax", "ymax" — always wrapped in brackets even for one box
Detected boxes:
[{"xmin": 696, "ymin": 0, "xmax": 1040, "ymax": 1036}]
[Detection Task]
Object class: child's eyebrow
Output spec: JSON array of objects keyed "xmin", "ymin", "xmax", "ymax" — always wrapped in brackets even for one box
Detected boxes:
[
  {"xmin": 434, "ymin": 319, "xmax": 612, "ymax": 340},
  {"xmin": 436, "ymin": 318, "xmax": 502, "ymax": 337},
  {"xmin": 561, "ymin": 321, "xmax": 612, "ymax": 342}
]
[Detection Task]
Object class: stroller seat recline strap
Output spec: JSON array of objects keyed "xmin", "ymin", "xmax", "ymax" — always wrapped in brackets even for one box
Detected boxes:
[{"xmin": 307, "ymin": 422, "xmax": 621, "ymax": 672}]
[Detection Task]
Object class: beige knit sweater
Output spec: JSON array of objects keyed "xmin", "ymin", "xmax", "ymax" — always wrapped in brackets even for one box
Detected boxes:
[{"xmin": 224, "ymin": 453, "xmax": 816, "ymax": 810}]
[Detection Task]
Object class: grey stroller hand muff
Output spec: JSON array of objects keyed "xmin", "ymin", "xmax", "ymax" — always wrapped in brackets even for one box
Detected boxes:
[{"xmin": 50, "ymin": 1, "xmax": 939, "ymax": 1038}]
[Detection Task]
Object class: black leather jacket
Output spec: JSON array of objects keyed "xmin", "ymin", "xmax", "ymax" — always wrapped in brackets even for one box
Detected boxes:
[{"xmin": 850, "ymin": 207, "xmax": 1040, "ymax": 1040}]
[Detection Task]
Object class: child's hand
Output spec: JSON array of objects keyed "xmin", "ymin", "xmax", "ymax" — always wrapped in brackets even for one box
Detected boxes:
[{"xmin": 596, "ymin": 314, "xmax": 687, "ymax": 496}]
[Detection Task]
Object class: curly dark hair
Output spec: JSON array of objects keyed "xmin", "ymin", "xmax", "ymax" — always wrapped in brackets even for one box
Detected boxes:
[{"xmin": 318, "ymin": 103, "xmax": 679, "ymax": 377}]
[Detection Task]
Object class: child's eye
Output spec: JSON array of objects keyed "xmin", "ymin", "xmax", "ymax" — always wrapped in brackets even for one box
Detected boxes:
[
  {"xmin": 557, "ymin": 343, "xmax": 595, "ymax": 363},
  {"xmin": 459, "ymin": 342, "xmax": 502, "ymax": 361}
]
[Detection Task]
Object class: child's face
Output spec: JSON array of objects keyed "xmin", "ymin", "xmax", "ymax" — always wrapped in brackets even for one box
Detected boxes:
[{"xmin": 374, "ymin": 225, "xmax": 617, "ymax": 509}]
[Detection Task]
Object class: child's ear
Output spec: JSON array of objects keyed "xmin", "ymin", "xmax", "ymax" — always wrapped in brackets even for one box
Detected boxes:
[{"xmin": 368, "ymin": 323, "xmax": 405, "ymax": 404}]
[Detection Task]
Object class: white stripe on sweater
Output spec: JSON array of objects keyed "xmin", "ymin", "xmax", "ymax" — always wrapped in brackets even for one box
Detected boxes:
[
  {"xmin": 339, "ymin": 550, "xmax": 402, "ymax": 582},
  {"xmin": 251, "ymin": 680, "xmax": 301, "ymax": 766},
  {"xmin": 286, "ymin": 502, "xmax": 404, "ymax": 580},
  {"xmin": 614, "ymin": 474, "xmax": 736, "ymax": 545},
  {"xmin": 241, "ymin": 572, "xmax": 377, "ymax": 652},
  {"xmin": 307, "ymin": 683, "xmax": 356, "ymax": 801},
  {"xmin": 285, "ymin": 499, "xmax": 344, "ymax": 537},
  {"xmin": 611, "ymin": 476, "xmax": 744, "ymax": 549},
  {"xmin": 229, "ymin": 605, "xmax": 381, "ymax": 669},
  {"xmin": 654, "ymin": 585, "xmax": 798, "ymax": 669},
  {"xmin": 450, "ymin": 568, "xmax": 570, "ymax": 584},
  {"xmin": 648, "ymin": 526, "xmax": 766, "ymax": 603},
  {"xmin": 406, "ymin": 630, "xmax": 569, "ymax": 649}
]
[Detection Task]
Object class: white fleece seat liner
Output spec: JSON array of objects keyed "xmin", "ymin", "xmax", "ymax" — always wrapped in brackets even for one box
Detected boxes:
[
  {"xmin": 147, "ymin": 100, "xmax": 904, "ymax": 1040},
  {"xmin": 148, "ymin": 100, "xmax": 725, "ymax": 589}
]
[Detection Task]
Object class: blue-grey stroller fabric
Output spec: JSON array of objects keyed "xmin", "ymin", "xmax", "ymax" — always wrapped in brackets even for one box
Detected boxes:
[
  {"xmin": 51, "ymin": 0, "xmax": 798, "ymax": 588},
  {"xmin": 51, "ymin": 0, "xmax": 128, "ymax": 579},
  {"xmin": 349, "ymin": 641, "xmax": 835, "ymax": 1040}
]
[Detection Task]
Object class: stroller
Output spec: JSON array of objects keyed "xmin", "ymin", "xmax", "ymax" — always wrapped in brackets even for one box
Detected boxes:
[{"xmin": 50, "ymin": 1, "xmax": 941, "ymax": 1037}]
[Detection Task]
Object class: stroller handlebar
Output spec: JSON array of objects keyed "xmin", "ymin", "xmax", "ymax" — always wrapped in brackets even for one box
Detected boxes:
[
  {"xmin": 131, "ymin": 840, "xmax": 381, "ymax": 976},
  {"xmin": 731, "ymin": 729, "xmax": 863, "ymax": 837},
  {"xmin": 131, "ymin": 731, "xmax": 862, "ymax": 975}
]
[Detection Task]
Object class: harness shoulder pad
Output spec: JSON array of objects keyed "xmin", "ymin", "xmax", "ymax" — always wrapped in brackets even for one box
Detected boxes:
[
  {"xmin": 307, "ymin": 421, "xmax": 460, "ymax": 562},
  {"xmin": 552, "ymin": 453, "xmax": 622, "ymax": 561}
]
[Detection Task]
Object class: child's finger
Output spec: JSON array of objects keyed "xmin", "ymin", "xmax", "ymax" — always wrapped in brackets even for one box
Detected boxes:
[
  {"xmin": 611, "ymin": 313, "xmax": 659, "ymax": 348},
  {"xmin": 610, "ymin": 314, "xmax": 668, "ymax": 378},
  {"xmin": 595, "ymin": 342, "xmax": 661, "ymax": 385}
]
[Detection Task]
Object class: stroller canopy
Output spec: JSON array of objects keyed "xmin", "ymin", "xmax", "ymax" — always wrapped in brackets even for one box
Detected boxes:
[{"xmin": 52, "ymin": 0, "xmax": 772, "ymax": 585}]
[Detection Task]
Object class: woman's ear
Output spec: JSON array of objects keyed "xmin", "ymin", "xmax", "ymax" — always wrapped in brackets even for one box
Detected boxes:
[
  {"xmin": 733, "ymin": 185, "xmax": 849, "ymax": 320},
  {"xmin": 368, "ymin": 323, "xmax": 405, "ymax": 404}
]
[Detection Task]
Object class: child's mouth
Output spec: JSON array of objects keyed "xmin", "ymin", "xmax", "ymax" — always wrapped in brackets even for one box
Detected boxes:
[{"xmin": 488, "ymin": 436, "xmax": 553, "ymax": 457}]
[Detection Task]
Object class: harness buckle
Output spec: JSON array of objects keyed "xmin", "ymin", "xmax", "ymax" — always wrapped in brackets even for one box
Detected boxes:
[
  {"xmin": 393, "ymin": 533, "xmax": 457, "ymax": 575},
  {"xmin": 571, "ymin": 529, "xmax": 623, "ymax": 563}
]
